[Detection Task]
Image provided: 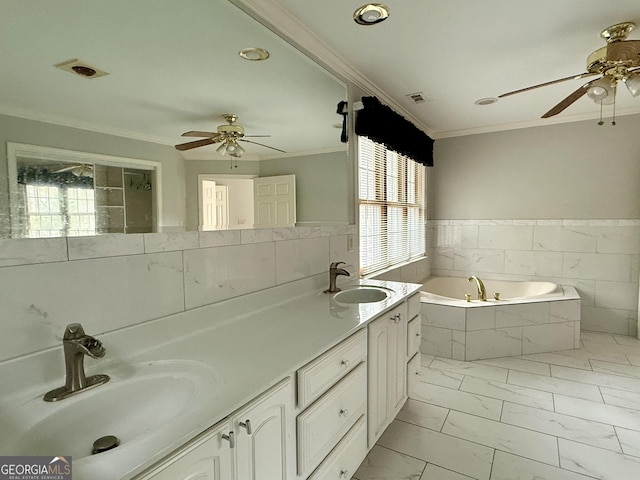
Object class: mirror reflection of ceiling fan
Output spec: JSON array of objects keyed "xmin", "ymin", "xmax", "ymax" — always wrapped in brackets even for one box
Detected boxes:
[
  {"xmin": 53, "ymin": 164, "xmax": 93, "ymax": 177},
  {"xmin": 175, "ymin": 114, "xmax": 286, "ymax": 157},
  {"xmin": 499, "ymin": 22, "xmax": 640, "ymax": 119}
]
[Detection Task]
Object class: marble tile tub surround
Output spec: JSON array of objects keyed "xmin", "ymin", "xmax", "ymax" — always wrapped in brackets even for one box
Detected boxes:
[
  {"xmin": 353, "ymin": 332, "xmax": 640, "ymax": 480},
  {"xmin": 428, "ymin": 219, "xmax": 640, "ymax": 336},
  {"xmin": 0, "ymin": 225, "xmax": 357, "ymax": 362}
]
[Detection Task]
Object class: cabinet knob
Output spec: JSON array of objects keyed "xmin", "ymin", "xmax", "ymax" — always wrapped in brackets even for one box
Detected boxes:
[
  {"xmin": 415, "ymin": 332, "xmax": 421, "ymax": 337},
  {"xmin": 340, "ymin": 359, "xmax": 350, "ymax": 367},
  {"xmin": 221, "ymin": 431, "xmax": 235, "ymax": 448},
  {"xmin": 339, "ymin": 408, "xmax": 349, "ymax": 417},
  {"xmin": 239, "ymin": 419, "xmax": 252, "ymax": 435},
  {"xmin": 339, "ymin": 469, "xmax": 349, "ymax": 478}
]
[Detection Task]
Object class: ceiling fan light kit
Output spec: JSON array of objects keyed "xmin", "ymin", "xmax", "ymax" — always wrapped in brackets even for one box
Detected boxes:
[
  {"xmin": 353, "ymin": 3, "xmax": 389, "ymax": 25},
  {"xmin": 498, "ymin": 21, "xmax": 640, "ymax": 124}
]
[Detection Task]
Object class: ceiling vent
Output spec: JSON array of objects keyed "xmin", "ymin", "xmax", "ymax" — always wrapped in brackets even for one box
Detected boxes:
[
  {"xmin": 406, "ymin": 92, "xmax": 429, "ymax": 104},
  {"xmin": 55, "ymin": 59, "xmax": 109, "ymax": 79}
]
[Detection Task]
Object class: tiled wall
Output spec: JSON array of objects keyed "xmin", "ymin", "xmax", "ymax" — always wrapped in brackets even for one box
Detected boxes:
[
  {"xmin": 428, "ymin": 219, "xmax": 640, "ymax": 336},
  {"xmin": 0, "ymin": 226, "xmax": 357, "ymax": 363}
]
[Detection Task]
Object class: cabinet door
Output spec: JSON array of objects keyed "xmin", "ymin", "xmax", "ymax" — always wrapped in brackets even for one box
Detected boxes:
[
  {"xmin": 367, "ymin": 303, "xmax": 408, "ymax": 447},
  {"xmin": 233, "ymin": 378, "xmax": 294, "ymax": 480},
  {"xmin": 137, "ymin": 421, "xmax": 232, "ymax": 480}
]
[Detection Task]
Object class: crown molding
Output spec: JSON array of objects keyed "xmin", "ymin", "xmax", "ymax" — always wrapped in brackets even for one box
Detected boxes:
[{"xmin": 229, "ymin": 0, "xmax": 435, "ymax": 138}]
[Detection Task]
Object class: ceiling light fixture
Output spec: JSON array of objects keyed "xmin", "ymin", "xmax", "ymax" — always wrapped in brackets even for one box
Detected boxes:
[
  {"xmin": 353, "ymin": 3, "xmax": 389, "ymax": 26},
  {"xmin": 624, "ymin": 72, "xmax": 640, "ymax": 97},
  {"xmin": 55, "ymin": 58, "xmax": 109, "ymax": 79},
  {"xmin": 239, "ymin": 47, "xmax": 270, "ymax": 61},
  {"xmin": 475, "ymin": 97, "xmax": 498, "ymax": 106}
]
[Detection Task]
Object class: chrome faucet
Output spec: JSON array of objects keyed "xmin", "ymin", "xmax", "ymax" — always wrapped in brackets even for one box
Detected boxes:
[
  {"xmin": 44, "ymin": 323, "xmax": 110, "ymax": 402},
  {"xmin": 468, "ymin": 275, "xmax": 487, "ymax": 301},
  {"xmin": 324, "ymin": 262, "xmax": 350, "ymax": 293}
]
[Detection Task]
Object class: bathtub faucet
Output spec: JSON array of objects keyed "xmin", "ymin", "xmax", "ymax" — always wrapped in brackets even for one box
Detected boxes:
[{"xmin": 468, "ymin": 275, "xmax": 487, "ymax": 301}]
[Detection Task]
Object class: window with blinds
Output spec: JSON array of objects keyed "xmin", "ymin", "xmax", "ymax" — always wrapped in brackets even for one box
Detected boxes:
[{"xmin": 358, "ymin": 136, "xmax": 426, "ymax": 276}]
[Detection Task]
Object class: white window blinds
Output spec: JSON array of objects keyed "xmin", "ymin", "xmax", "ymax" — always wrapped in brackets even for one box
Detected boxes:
[{"xmin": 358, "ymin": 137, "xmax": 426, "ymax": 276}]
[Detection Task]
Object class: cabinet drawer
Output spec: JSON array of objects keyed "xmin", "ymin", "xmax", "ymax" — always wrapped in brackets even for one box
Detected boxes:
[
  {"xmin": 297, "ymin": 329, "xmax": 366, "ymax": 409},
  {"xmin": 408, "ymin": 292, "xmax": 421, "ymax": 321},
  {"xmin": 407, "ymin": 352, "xmax": 421, "ymax": 398},
  {"xmin": 307, "ymin": 415, "xmax": 367, "ymax": 480},
  {"xmin": 407, "ymin": 316, "xmax": 421, "ymax": 359},
  {"xmin": 297, "ymin": 363, "xmax": 367, "ymax": 478}
]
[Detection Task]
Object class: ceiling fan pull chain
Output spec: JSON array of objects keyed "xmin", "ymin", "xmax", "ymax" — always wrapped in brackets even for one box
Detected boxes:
[
  {"xmin": 612, "ymin": 89, "xmax": 617, "ymax": 126},
  {"xmin": 598, "ymin": 101, "xmax": 603, "ymax": 125}
]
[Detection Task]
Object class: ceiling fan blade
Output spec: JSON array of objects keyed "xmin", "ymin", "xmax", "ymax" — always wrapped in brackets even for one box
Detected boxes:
[
  {"xmin": 239, "ymin": 139, "xmax": 286, "ymax": 153},
  {"xmin": 499, "ymin": 72, "xmax": 599, "ymax": 98},
  {"xmin": 541, "ymin": 80, "xmax": 594, "ymax": 118},
  {"xmin": 244, "ymin": 135, "xmax": 271, "ymax": 138},
  {"xmin": 181, "ymin": 131, "xmax": 219, "ymax": 138},
  {"xmin": 175, "ymin": 138, "xmax": 216, "ymax": 151},
  {"xmin": 53, "ymin": 165, "xmax": 78, "ymax": 173}
]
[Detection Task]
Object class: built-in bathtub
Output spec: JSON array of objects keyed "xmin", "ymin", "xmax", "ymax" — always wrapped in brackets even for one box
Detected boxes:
[{"xmin": 419, "ymin": 276, "xmax": 581, "ymax": 361}]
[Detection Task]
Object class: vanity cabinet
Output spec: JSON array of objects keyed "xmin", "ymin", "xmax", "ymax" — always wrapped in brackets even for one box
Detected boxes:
[
  {"xmin": 406, "ymin": 293, "xmax": 422, "ymax": 397},
  {"xmin": 136, "ymin": 378, "xmax": 294, "ymax": 480},
  {"xmin": 367, "ymin": 302, "xmax": 408, "ymax": 447},
  {"xmin": 136, "ymin": 420, "xmax": 233, "ymax": 480}
]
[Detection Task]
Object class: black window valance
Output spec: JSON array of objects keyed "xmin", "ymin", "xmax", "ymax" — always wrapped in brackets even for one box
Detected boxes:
[{"xmin": 355, "ymin": 96, "xmax": 434, "ymax": 166}]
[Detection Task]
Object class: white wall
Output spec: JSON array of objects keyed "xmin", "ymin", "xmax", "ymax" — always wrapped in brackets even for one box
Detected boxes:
[{"xmin": 428, "ymin": 114, "xmax": 640, "ymax": 335}]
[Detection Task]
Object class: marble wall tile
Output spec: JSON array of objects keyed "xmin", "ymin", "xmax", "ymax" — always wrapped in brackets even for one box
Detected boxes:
[
  {"xmin": 183, "ymin": 242, "xmax": 276, "ymax": 309},
  {"xmin": 0, "ymin": 251, "xmax": 185, "ymax": 361},
  {"xmin": 420, "ymin": 326, "xmax": 452, "ymax": 358},
  {"xmin": 421, "ymin": 304, "xmax": 466, "ymax": 330},
  {"xmin": 522, "ymin": 322, "xmax": 576, "ymax": 355},
  {"xmin": 596, "ymin": 226, "xmax": 640, "ymax": 254},
  {"xmin": 272, "ymin": 227, "xmax": 299, "ymax": 241},
  {"xmin": 452, "ymin": 330, "xmax": 466, "ymax": 361},
  {"xmin": 297, "ymin": 226, "xmax": 322, "ymax": 238},
  {"xmin": 430, "ymin": 248, "xmax": 454, "ymax": 270},
  {"xmin": 0, "ymin": 237, "xmax": 68, "ymax": 267},
  {"xmin": 581, "ymin": 306, "xmax": 632, "ymax": 335},
  {"xmin": 144, "ymin": 231, "xmax": 199, "ymax": 253},
  {"xmin": 465, "ymin": 327, "xmax": 522, "ymax": 360},
  {"xmin": 478, "ymin": 225, "xmax": 533, "ymax": 251},
  {"xmin": 533, "ymin": 226, "xmax": 596, "ymax": 253},
  {"xmin": 275, "ymin": 237, "xmax": 330, "ymax": 285},
  {"xmin": 67, "ymin": 233, "xmax": 144, "ymax": 260},
  {"xmin": 550, "ymin": 300, "xmax": 581, "ymax": 323},
  {"xmin": 563, "ymin": 252, "xmax": 631, "ymax": 282},
  {"xmin": 442, "ymin": 410, "xmax": 559, "ymax": 465},
  {"xmin": 377, "ymin": 420, "xmax": 494, "ymax": 480},
  {"xmin": 198, "ymin": 230, "xmax": 241, "ymax": 248},
  {"xmin": 495, "ymin": 303, "xmax": 550, "ymax": 328},
  {"xmin": 466, "ymin": 306, "xmax": 495, "ymax": 331},
  {"xmin": 240, "ymin": 228, "xmax": 273, "ymax": 244},
  {"xmin": 595, "ymin": 281, "xmax": 639, "ymax": 311},
  {"xmin": 505, "ymin": 250, "xmax": 563, "ymax": 276},
  {"xmin": 453, "ymin": 249, "xmax": 505, "ymax": 274}
]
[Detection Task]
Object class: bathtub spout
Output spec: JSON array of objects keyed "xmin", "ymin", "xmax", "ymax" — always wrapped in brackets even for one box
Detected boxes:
[{"xmin": 468, "ymin": 275, "xmax": 487, "ymax": 301}]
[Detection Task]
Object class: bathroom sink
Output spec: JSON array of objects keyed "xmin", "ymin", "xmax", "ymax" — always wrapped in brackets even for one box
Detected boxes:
[
  {"xmin": 0, "ymin": 359, "xmax": 217, "ymax": 477},
  {"xmin": 334, "ymin": 286, "xmax": 393, "ymax": 304}
]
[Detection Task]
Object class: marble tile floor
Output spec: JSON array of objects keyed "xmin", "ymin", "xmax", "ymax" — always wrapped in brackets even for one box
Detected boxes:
[{"xmin": 353, "ymin": 331, "xmax": 640, "ymax": 480}]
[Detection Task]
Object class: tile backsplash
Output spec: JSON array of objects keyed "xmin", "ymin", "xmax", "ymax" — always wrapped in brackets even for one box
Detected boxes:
[
  {"xmin": 0, "ymin": 225, "xmax": 357, "ymax": 363},
  {"xmin": 428, "ymin": 219, "xmax": 640, "ymax": 336}
]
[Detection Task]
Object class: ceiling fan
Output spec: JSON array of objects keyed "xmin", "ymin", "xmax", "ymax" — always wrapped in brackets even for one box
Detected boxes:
[
  {"xmin": 53, "ymin": 164, "xmax": 93, "ymax": 177},
  {"xmin": 174, "ymin": 114, "xmax": 286, "ymax": 157},
  {"xmin": 499, "ymin": 22, "xmax": 640, "ymax": 119}
]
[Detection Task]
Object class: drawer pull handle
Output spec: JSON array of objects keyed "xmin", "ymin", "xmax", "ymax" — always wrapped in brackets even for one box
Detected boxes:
[
  {"xmin": 415, "ymin": 332, "xmax": 421, "ymax": 337},
  {"xmin": 340, "ymin": 359, "xmax": 350, "ymax": 367},
  {"xmin": 221, "ymin": 431, "xmax": 234, "ymax": 448},
  {"xmin": 239, "ymin": 419, "xmax": 252, "ymax": 435},
  {"xmin": 339, "ymin": 469, "xmax": 349, "ymax": 478},
  {"xmin": 339, "ymin": 408, "xmax": 349, "ymax": 417}
]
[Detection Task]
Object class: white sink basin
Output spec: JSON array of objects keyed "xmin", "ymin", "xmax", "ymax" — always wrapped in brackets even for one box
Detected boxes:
[
  {"xmin": 0, "ymin": 360, "xmax": 217, "ymax": 477},
  {"xmin": 334, "ymin": 286, "xmax": 393, "ymax": 304}
]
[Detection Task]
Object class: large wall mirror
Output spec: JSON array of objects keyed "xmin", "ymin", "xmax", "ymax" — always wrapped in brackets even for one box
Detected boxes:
[{"xmin": 0, "ymin": 0, "xmax": 349, "ymax": 239}]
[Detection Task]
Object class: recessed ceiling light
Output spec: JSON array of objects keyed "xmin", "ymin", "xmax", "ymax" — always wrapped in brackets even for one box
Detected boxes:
[
  {"xmin": 475, "ymin": 97, "xmax": 498, "ymax": 106},
  {"xmin": 55, "ymin": 59, "xmax": 109, "ymax": 79},
  {"xmin": 353, "ymin": 4, "xmax": 390, "ymax": 26},
  {"xmin": 239, "ymin": 47, "xmax": 270, "ymax": 61}
]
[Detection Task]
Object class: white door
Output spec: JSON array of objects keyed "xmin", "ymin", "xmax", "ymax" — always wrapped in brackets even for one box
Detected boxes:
[
  {"xmin": 200, "ymin": 180, "xmax": 217, "ymax": 231},
  {"xmin": 214, "ymin": 185, "xmax": 229, "ymax": 230},
  {"xmin": 253, "ymin": 175, "xmax": 296, "ymax": 228}
]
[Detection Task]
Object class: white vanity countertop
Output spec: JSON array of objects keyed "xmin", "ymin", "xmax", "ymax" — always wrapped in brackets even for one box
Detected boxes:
[{"xmin": 0, "ymin": 277, "xmax": 421, "ymax": 480}]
